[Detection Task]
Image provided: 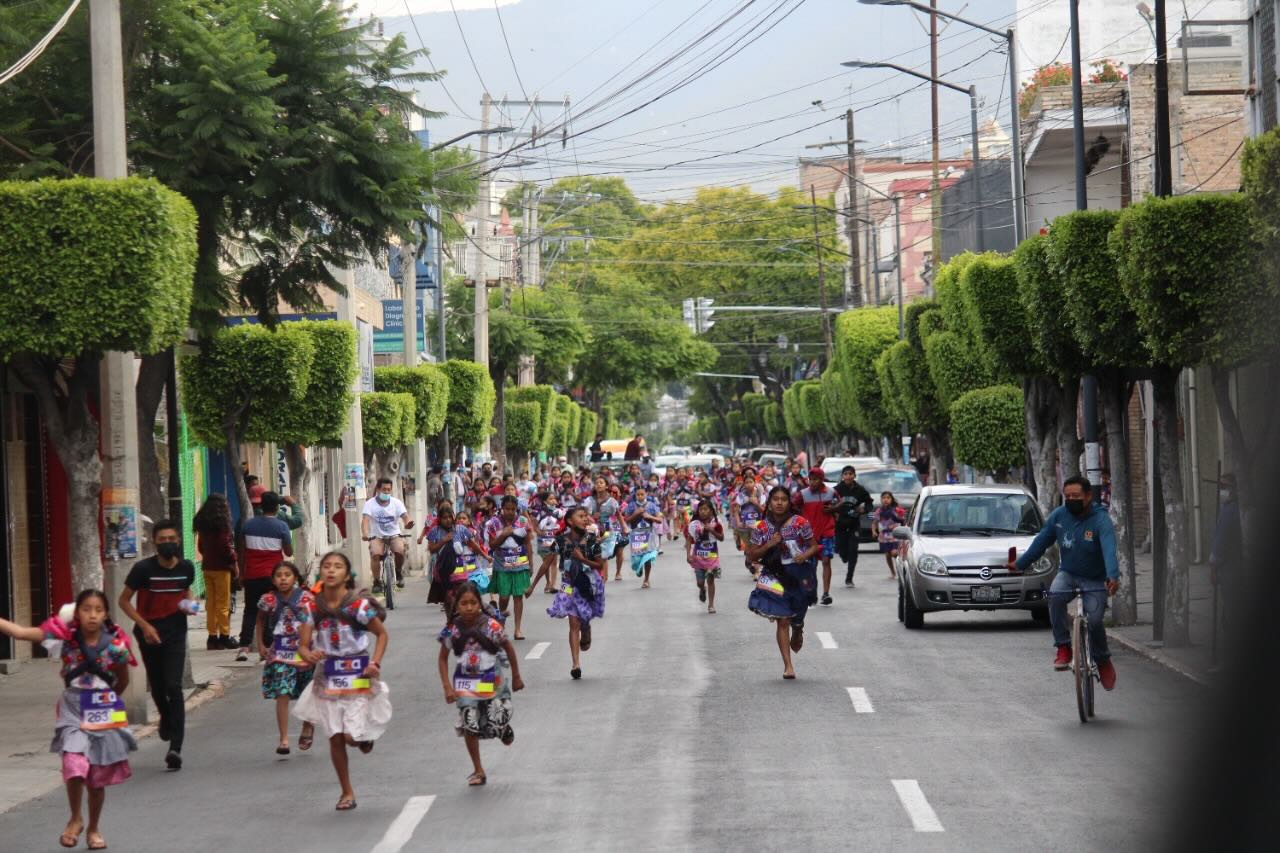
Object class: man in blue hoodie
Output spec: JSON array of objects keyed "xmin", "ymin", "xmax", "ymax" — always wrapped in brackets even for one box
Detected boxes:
[{"xmin": 1009, "ymin": 476, "xmax": 1121, "ymax": 690}]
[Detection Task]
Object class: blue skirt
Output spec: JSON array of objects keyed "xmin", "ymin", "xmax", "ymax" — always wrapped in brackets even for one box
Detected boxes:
[{"xmin": 747, "ymin": 561, "xmax": 816, "ymax": 626}]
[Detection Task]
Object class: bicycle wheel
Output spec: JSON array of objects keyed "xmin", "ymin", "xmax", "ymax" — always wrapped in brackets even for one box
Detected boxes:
[
  {"xmin": 1072, "ymin": 614, "xmax": 1088, "ymax": 724},
  {"xmin": 382, "ymin": 552, "xmax": 395, "ymax": 611},
  {"xmin": 1083, "ymin": 630, "xmax": 1095, "ymax": 719}
]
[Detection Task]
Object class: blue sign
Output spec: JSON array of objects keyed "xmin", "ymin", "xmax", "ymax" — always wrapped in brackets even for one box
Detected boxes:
[{"xmin": 374, "ymin": 299, "xmax": 425, "ymax": 354}]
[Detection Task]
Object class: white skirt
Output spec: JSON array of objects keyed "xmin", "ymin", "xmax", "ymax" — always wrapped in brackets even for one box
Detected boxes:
[{"xmin": 292, "ymin": 679, "xmax": 392, "ymax": 741}]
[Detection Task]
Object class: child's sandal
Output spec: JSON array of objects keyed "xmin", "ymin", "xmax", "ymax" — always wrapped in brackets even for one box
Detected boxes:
[
  {"xmin": 335, "ymin": 797, "xmax": 358, "ymax": 811},
  {"xmin": 467, "ymin": 772, "xmax": 487, "ymax": 786}
]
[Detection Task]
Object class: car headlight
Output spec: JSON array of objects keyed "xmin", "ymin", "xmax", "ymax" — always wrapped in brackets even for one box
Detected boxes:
[
  {"xmin": 1031, "ymin": 556, "xmax": 1053, "ymax": 574},
  {"xmin": 917, "ymin": 554, "xmax": 948, "ymax": 576}
]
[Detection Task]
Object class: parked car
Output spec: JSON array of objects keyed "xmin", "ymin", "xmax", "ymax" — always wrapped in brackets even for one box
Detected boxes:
[
  {"xmin": 745, "ymin": 445, "xmax": 787, "ymax": 463},
  {"xmin": 658, "ymin": 445, "xmax": 691, "ymax": 457},
  {"xmin": 680, "ymin": 454, "xmax": 726, "ymax": 474},
  {"xmin": 652, "ymin": 453, "xmax": 690, "ymax": 471},
  {"xmin": 893, "ymin": 484, "xmax": 1057, "ymax": 629},
  {"xmin": 756, "ymin": 452, "xmax": 788, "ymax": 470},
  {"xmin": 698, "ymin": 443, "xmax": 735, "ymax": 458},
  {"xmin": 855, "ymin": 466, "xmax": 924, "ymax": 542},
  {"xmin": 819, "ymin": 455, "xmax": 884, "ymax": 483}
]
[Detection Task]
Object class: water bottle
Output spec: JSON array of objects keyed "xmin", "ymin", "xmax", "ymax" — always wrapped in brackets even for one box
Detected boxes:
[{"xmin": 179, "ymin": 599, "xmax": 202, "ymax": 615}]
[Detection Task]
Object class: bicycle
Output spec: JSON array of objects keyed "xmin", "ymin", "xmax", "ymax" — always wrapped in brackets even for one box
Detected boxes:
[
  {"xmin": 365, "ymin": 534, "xmax": 411, "ymax": 612},
  {"xmin": 1069, "ymin": 587, "xmax": 1099, "ymax": 723}
]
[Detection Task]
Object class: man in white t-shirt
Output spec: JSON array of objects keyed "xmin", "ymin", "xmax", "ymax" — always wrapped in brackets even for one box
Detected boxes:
[{"xmin": 361, "ymin": 477, "xmax": 414, "ymax": 591}]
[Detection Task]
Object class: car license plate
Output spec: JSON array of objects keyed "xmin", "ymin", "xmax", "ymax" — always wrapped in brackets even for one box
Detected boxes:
[{"xmin": 970, "ymin": 585, "xmax": 1002, "ymax": 603}]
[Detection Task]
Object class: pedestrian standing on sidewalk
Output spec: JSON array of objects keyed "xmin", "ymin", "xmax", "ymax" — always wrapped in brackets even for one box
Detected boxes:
[
  {"xmin": 193, "ymin": 494, "xmax": 239, "ymax": 650},
  {"xmin": 0, "ymin": 590, "xmax": 138, "ymax": 851},
  {"xmin": 254, "ymin": 561, "xmax": 316, "ymax": 756},
  {"xmin": 294, "ymin": 552, "xmax": 391, "ymax": 812},
  {"xmin": 117, "ymin": 520, "xmax": 195, "ymax": 772},
  {"xmin": 437, "ymin": 581, "xmax": 524, "ymax": 787},
  {"xmin": 746, "ymin": 486, "xmax": 822, "ymax": 679},
  {"xmin": 236, "ymin": 492, "xmax": 293, "ymax": 663},
  {"xmin": 831, "ymin": 467, "xmax": 872, "ymax": 587}
]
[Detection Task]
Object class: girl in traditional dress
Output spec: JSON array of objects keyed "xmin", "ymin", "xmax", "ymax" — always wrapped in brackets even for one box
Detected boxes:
[
  {"xmin": 685, "ymin": 499, "xmax": 725, "ymax": 613},
  {"xmin": 745, "ymin": 486, "xmax": 822, "ymax": 679},
  {"xmin": 485, "ymin": 496, "xmax": 535, "ymax": 639},
  {"xmin": 546, "ymin": 506, "xmax": 605, "ymax": 680},
  {"xmin": 254, "ymin": 560, "xmax": 316, "ymax": 755}
]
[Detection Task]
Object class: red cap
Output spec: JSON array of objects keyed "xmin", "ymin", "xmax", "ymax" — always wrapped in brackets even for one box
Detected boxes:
[
  {"xmin": 249, "ymin": 484, "xmax": 266, "ymax": 505},
  {"xmin": 808, "ymin": 467, "xmax": 824, "ymax": 481}
]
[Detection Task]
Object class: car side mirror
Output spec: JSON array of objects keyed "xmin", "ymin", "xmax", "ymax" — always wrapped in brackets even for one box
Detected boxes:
[{"xmin": 891, "ymin": 527, "xmax": 911, "ymax": 541}]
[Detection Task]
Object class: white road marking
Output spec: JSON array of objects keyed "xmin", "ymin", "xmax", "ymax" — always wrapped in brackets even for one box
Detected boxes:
[
  {"xmin": 846, "ymin": 687, "xmax": 874, "ymax": 713},
  {"xmin": 370, "ymin": 795, "xmax": 436, "ymax": 853},
  {"xmin": 526, "ymin": 642, "xmax": 551, "ymax": 660},
  {"xmin": 892, "ymin": 780, "xmax": 944, "ymax": 833},
  {"xmin": 816, "ymin": 631, "xmax": 838, "ymax": 649}
]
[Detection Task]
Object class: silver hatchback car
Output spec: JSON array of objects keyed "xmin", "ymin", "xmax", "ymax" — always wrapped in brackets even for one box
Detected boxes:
[{"xmin": 892, "ymin": 484, "xmax": 1058, "ymax": 628}]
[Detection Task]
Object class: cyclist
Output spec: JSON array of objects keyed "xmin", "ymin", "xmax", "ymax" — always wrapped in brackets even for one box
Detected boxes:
[
  {"xmin": 1008, "ymin": 476, "xmax": 1120, "ymax": 690},
  {"xmin": 362, "ymin": 478, "xmax": 415, "ymax": 592}
]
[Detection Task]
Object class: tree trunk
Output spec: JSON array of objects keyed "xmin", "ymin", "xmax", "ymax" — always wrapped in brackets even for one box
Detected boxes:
[
  {"xmin": 925, "ymin": 429, "xmax": 951, "ymax": 486},
  {"xmin": 1153, "ymin": 367, "xmax": 1191, "ymax": 646},
  {"xmin": 1099, "ymin": 372, "xmax": 1138, "ymax": 626},
  {"xmin": 1023, "ymin": 375, "xmax": 1059, "ymax": 512},
  {"xmin": 1056, "ymin": 377, "xmax": 1082, "ymax": 482},
  {"xmin": 222, "ymin": 424, "xmax": 252, "ymax": 531},
  {"xmin": 373, "ymin": 448, "xmax": 403, "ymax": 487},
  {"xmin": 491, "ymin": 367, "xmax": 507, "ymax": 474},
  {"xmin": 283, "ymin": 444, "xmax": 313, "ymax": 571},
  {"xmin": 135, "ymin": 350, "xmax": 169, "ymax": 524}
]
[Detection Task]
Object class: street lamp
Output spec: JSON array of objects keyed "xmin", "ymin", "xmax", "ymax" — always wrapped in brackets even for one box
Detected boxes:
[
  {"xmin": 428, "ymin": 125, "xmax": 515, "ymax": 152},
  {"xmin": 843, "ymin": 59, "xmax": 985, "ymax": 252},
  {"xmin": 856, "ymin": 0, "xmax": 1025, "ymax": 243}
]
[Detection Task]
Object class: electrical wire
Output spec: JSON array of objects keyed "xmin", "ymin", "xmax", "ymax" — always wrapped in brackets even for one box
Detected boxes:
[
  {"xmin": 493, "ymin": 0, "xmax": 529, "ymax": 101},
  {"xmin": 448, "ymin": 0, "xmax": 492, "ymax": 95},
  {"xmin": 0, "ymin": 0, "xmax": 82, "ymax": 87}
]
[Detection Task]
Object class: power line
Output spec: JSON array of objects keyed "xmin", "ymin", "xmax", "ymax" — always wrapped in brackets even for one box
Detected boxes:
[
  {"xmin": 492, "ymin": 0, "xmax": 529, "ymax": 101},
  {"xmin": 448, "ymin": 0, "xmax": 492, "ymax": 95}
]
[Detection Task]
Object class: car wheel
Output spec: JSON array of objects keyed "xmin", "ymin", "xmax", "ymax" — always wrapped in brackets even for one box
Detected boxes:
[
  {"xmin": 903, "ymin": 583, "xmax": 924, "ymax": 629},
  {"xmin": 897, "ymin": 579, "xmax": 905, "ymax": 622},
  {"xmin": 1031, "ymin": 607, "xmax": 1051, "ymax": 627}
]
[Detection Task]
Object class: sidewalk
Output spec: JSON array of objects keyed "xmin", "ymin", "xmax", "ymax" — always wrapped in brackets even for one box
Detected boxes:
[
  {"xmin": 0, "ymin": 609, "xmax": 253, "ymax": 815},
  {"xmin": 1107, "ymin": 551, "xmax": 1219, "ymax": 686}
]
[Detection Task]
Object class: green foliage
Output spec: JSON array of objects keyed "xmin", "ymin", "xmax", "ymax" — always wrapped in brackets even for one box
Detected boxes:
[
  {"xmin": 961, "ymin": 255, "xmax": 1034, "ymax": 377},
  {"xmin": 933, "ymin": 252, "xmax": 982, "ymax": 338},
  {"xmin": 904, "ymin": 298, "xmax": 939, "ymax": 350},
  {"xmin": 1012, "ymin": 234, "xmax": 1089, "ymax": 380},
  {"xmin": 741, "ymin": 392, "xmax": 769, "ymax": 433},
  {"xmin": 874, "ymin": 348, "xmax": 903, "ymax": 425},
  {"xmin": 442, "ymin": 360, "xmax": 495, "ymax": 448},
  {"xmin": 821, "ymin": 366, "xmax": 857, "ymax": 433},
  {"xmin": 950, "ymin": 385, "xmax": 1026, "ymax": 472},
  {"xmin": 0, "ymin": 177, "xmax": 196, "ymax": 360},
  {"xmin": 578, "ymin": 409, "xmax": 599, "ymax": 448},
  {"xmin": 1048, "ymin": 209, "xmax": 1144, "ymax": 368},
  {"xmin": 762, "ymin": 401, "xmax": 786, "ymax": 441},
  {"xmin": 917, "ymin": 307, "xmax": 946, "ymax": 342},
  {"xmin": 181, "ymin": 323, "xmax": 314, "ymax": 449},
  {"xmin": 782, "ymin": 383, "xmax": 806, "ymax": 438},
  {"xmin": 883, "ymin": 339, "xmax": 945, "ymax": 433},
  {"xmin": 1242, "ymin": 126, "xmax": 1280, "ymax": 245},
  {"xmin": 547, "ymin": 416, "xmax": 570, "ymax": 456},
  {"xmin": 504, "ymin": 402, "xmax": 542, "ymax": 454},
  {"xmin": 833, "ymin": 306, "xmax": 900, "ymax": 437},
  {"xmin": 374, "ymin": 364, "xmax": 449, "ymax": 439},
  {"xmin": 923, "ymin": 330, "xmax": 988, "ymax": 408},
  {"xmin": 601, "ymin": 405, "xmax": 620, "ymax": 440},
  {"xmin": 1112, "ymin": 194, "xmax": 1273, "ymax": 369},
  {"xmin": 798, "ymin": 382, "xmax": 829, "ymax": 435},
  {"xmin": 507, "ymin": 384, "xmax": 557, "ymax": 450},
  {"xmin": 565, "ymin": 402, "xmax": 583, "ymax": 453},
  {"xmin": 726, "ymin": 410, "xmax": 747, "ymax": 441},
  {"xmin": 277, "ymin": 320, "xmax": 355, "ymax": 446},
  {"xmin": 361, "ymin": 391, "xmax": 415, "ymax": 450}
]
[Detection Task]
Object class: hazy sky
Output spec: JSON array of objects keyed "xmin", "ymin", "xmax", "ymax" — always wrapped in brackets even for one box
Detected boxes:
[{"xmin": 346, "ymin": 1, "xmax": 1151, "ymax": 200}]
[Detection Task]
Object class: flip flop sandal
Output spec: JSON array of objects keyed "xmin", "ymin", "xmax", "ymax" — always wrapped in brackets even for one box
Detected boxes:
[
  {"xmin": 467, "ymin": 772, "xmax": 487, "ymax": 786},
  {"xmin": 501, "ymin": 728, "xmax": 515, "ymax": 746},
  {"xmin": 708, "ymin": 607, "xmax": 716, "ymax": 614},
  {"xmin": 783, "ymin": 673, "xmax": 797, "ymax": 680},
  {"xmin": 570, "ymin": 668, "xmax": 582, "ymax": 680},
  {"xmin": 86, "ymin": 833, "xmax": 108, "ymax": 851},
  {"xmin": 790, "ymin": 628, "xmax": 804, "ymax": 653},
  {"xmin": 298, "ymin": 732, "xmax": 314, "ymax": 751},
  {"xmin": 357, "ymin": 741, "xmax": 375, "ymax": 754},
  {"xmin": 59, "ymin": 822, "xmax": 83, "ymax": 848},
  {"xmin": 276, "ymin": 744, "xmax": 291, "ymax": 755},
  {"xmin": 335, "ymin": 798, "xmax": 358, "ymax": 811}
]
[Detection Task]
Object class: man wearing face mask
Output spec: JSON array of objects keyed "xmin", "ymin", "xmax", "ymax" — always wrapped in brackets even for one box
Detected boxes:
[
  {"xmin": 1009, "ymin": 476, "xmax": 1121, "ymax": 690},
  {"xmin": 362, "ymin": 477, "xmax": 414, "ymax": 593}
]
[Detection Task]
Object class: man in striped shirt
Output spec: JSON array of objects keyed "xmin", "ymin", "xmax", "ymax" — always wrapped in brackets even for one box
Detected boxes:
[{"xmin": 119, "ymin": 518, "xmax": 195, "ymax": 770}]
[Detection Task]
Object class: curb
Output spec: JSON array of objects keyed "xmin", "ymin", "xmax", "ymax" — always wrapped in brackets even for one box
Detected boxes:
[
  {"xmin": 131, "ymin": 671, "xmax": 238, "ymax": 742},
  {"xmin": 1106, "ymin": 629, "xmax": 1212, "ymax": 687}
]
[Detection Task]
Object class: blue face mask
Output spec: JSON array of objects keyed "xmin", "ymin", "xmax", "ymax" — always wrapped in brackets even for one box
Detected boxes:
[{"xmin": 376, "ymin": 493, "xmax": 391, "ymax": 504}]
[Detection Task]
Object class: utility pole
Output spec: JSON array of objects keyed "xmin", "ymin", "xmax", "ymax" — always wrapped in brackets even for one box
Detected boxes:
[
  {"xmin": 844, "ymin": 109, "xmax": 863, "ymax": 309},
  {"xmin": 809, "ymin": 185, "xmax": 833, "ymax": 363},
  {"xmin": 472, "ymin": 93, "xmax": 492, "ymax": 459},
  {"xmin": 929, "ymin": 0, "xmax": 941, "ymax": 266},
  {"xmin": 90, "ymin": 0, "xmax": 148, "ymax": 723},
  {"xmin": 1150, "ymin": 0, "xmax": 1173, "ymax": 642}
]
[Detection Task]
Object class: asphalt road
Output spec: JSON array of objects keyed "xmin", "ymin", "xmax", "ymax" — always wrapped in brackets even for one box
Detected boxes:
[{"xmin": 0, "ymin": 542, "xmax": 1205, "ymax": 852}]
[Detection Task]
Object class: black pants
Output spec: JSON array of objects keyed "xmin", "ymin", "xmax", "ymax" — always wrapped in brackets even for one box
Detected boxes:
[
  {"xmin": 238, "ymin": 577, "xmax": 274, "ymax": 648},
  {"xmin": 835, "ymin": 526, "xmax": 860, "ymax": 581},
  {"xmin": 135, "ymin": 627, "xmax": 186, "ymax": 751}
]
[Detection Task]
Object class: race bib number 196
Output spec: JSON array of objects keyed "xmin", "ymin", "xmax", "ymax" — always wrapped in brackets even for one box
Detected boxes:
[{"xmin": 323, "ymin": 655, "xmax": 371, "ymax": 696}]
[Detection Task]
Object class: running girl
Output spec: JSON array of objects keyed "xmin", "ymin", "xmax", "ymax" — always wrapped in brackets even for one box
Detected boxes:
[
  {"xmin": 0, "ymin": 590, "xmax": 136, "ymax": 851},
  {"xmin": 546, "ymin": 506, "xmax": 606, "ymax": 680},
  {"xmin": 685, "ymin": 499, "xmax": 725, "ymax": 614},
  {"xmin": 420, "ymin": 503, "xmax": 456, "ymax": 608},
  {"xmin": 528, "ymin": 493, "xmax": 564, "ymax": 596},
  {"xmin": 731, "ymin": 470, "xmax": 767, "ymax": 578},
  {"xmin": 745, "ymin": 486, "xmax": 822, "ymax": 679},
  {"xmin": 255, "ymin": 561, "xmax": 317, "ymax": 755},
  {"xmin": 485, "ymin": 496, "xmax": 535, "ymax": 640},
  {"xmin": 437, "ymin": 582, "xmax": 524, "ymax": 786},
  {"xmin": 871, "ymin": 491, "xmax": 907, "ymax": 579},
  {"xmin": 294, "ymin": 552, "xmax": 391, "ymax": 812},
  {"xmin": 625, "ymin": 486, "xmax": 663, "ymax": 588},
  {"xmin": 584, "ymin": 477, "xmax": 625, "ymax": 582},
  {"xmin": 672, "ymin": 474, "xmax": 697, "ymax": 540}
]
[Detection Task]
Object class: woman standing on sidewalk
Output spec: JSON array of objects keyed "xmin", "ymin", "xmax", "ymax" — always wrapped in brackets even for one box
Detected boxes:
[
  {"xmin": 193, "ymin": 494, "xmax": 238, "ymax": 650},
  {"xmin": 0, "ymin": 590, "xmax": 138, "ymax": 850}
]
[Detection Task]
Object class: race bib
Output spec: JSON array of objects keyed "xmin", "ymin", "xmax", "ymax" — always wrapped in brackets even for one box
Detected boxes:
[
  {"xmin": 694, "ymin": 542, "xmax": 718, "ymax": 559},
  {"xmin": 273, "ymin": 633, "xmax": 304, "ymax": 665},
  {"xmin": 453, "ymin": 667, "xmax": 500, "ymax": 699},
  {"xmin": 323, "ymin": 655, "xmax": 371, "ymax": 696},
  {"xmin": 80, "ymin": 688, "xmax": 128, "ymax": 731},
  {"xmin": 739, "ymin": 505, "xmax": 760, "ymax": 526},
  {"xmin": 560, "ymin": 580, "xmax": 575, "ymax": 596},
  {"xmin": 451, "ymin": 554, "xmax": 477, "ymax": 583},
  {"xmin": 630, "ymin": 531, "xmax": 651, "ymax": 549},
  {"xmin": 756, "ymin": 574, "xmax": 785, "ymax": 595},
  {"xmin": 500, "ymin": 550, "xmax": 529, "ymax": 571},
  {"xmin": 538, "ymin": 536, "xmax": 556, "ymax": 550}
]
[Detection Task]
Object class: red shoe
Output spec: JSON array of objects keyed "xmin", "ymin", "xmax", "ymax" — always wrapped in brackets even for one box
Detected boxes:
[
  {"xmin": 1053, "ymin": 645, "xmax": 1071, "ymax": 670},
  {"xmin": 1097, "ymin": 659, "xmax": 1117, "ymax": 691}
]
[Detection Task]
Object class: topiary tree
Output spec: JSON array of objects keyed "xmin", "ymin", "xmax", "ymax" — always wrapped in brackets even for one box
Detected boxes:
[
  {"xmin": 799, "ymin": 382, "xmax": 829, "ymax": 439},
  {"xmin": 781, "ymin": 383, "xmax": 806, "ymax": 444},
  {"xmin": 1, "ymin": 177, "xmax": 196, "ymax": 589},
  {"xmin": 375, "ymin": 364, "xmax": 449, "ymax": 441},
  {"xmin": 726, "ymin": 410, "xmax": 748, "ymax": 444},
  {"xmin": 565, "ymin": 402, "xmax": 584, "ymax": 462},
  {"xmin": 441, "ymin": 360, "xmax": 495, "ymax": 453},
  {"xmin": 762, "ymin": 401, "xmax": 786, "ymax": 442},
  {"xmin": 950, "ymin": 385, "xmax": 1026, "ymax": 481},
  {"xmin": 820, "ymin": 366, "xmax": 858, "ymax": 436},
  {"xmin": 547, "ymin": 416, "xmax": 570, "ymax": 458},
  {"xmin": 833, "ymin": 306, "xmax": 900, "ymax": 441},
  {"xmin": 505, "ymin": 401, "xmax": 542, "ymax": 464},
  {"xmin": 741, "ymin": 391, "xmax": 769, "ymax": 441},
  {"xmin": 577, "ymin": 408, "xmax": 599, "ymax": 451},
  {"xmin": 361, "ymin": 392, "xmax": 415, "ymax": 481}
]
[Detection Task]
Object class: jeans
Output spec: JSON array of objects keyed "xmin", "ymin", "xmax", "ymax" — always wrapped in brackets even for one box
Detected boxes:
[
  {"xmin": 835, "ymin": 526, "xmax": 860, "ymax": 580},
  {"xmin": 238, "ymin": 577, "xmax": 274, "ymax": 648},
  {"xmin": 135, "ymin": 626, "xmax": 186, "ymax": 751},
  {"xmin": 202, "ymin": 570, "xmax": 232, "ymax": 637},
  {"xmin": 1048, "ymin": 571, "xmax": 1111, "ymax": 662}
]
